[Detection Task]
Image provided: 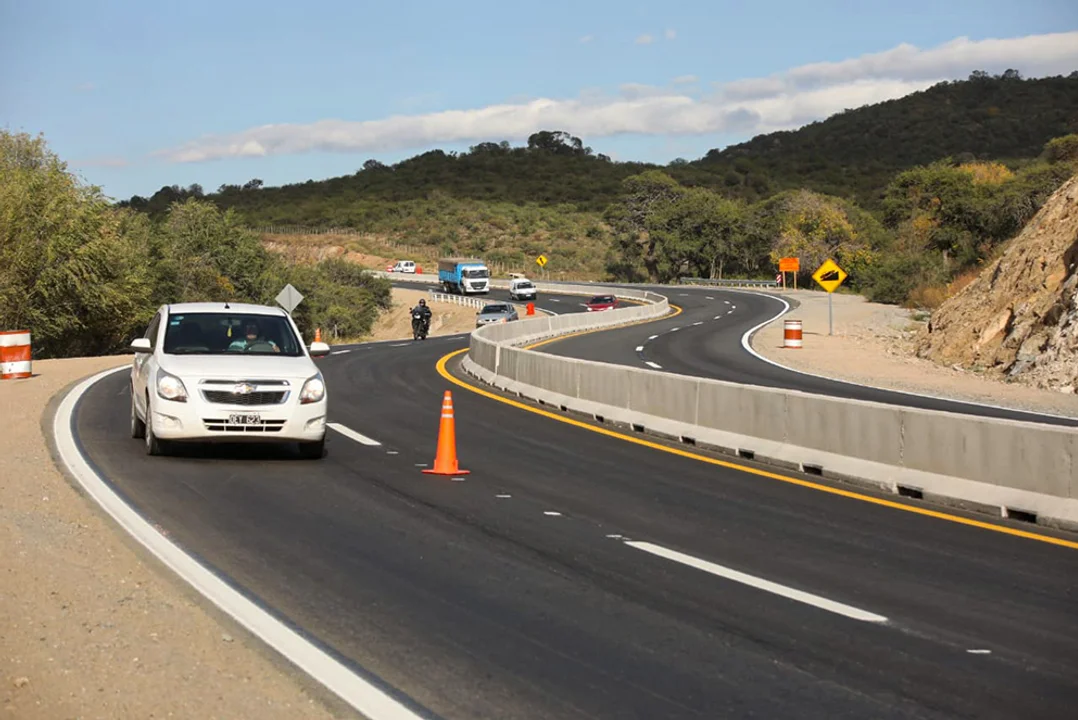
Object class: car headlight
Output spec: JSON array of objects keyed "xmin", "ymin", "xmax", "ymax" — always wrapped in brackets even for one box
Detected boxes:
[
  {"xmin": 300, "ymin": 373, "xmax": 326, "ymax": 404},
  {"xmin": 156, "ymin": 369, "xmax": 188, "ymax": 402}
]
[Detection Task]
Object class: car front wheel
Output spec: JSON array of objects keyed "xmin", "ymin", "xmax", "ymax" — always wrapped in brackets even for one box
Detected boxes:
[
  {"xmin": 298, "ymin": 438, "xmax": 325, "ymax": 459},
  {"xmin": 144, "ymin": 397, "xmax": 171, "ymax": 456},
  {"xmin": 130, "ymin": 390, "xmax": 146, "ymax": 439}
]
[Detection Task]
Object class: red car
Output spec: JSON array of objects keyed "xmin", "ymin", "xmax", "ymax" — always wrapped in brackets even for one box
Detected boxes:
[{"xmin": 585, "ymin": 294, "xmax": 618, "ymax": 312}]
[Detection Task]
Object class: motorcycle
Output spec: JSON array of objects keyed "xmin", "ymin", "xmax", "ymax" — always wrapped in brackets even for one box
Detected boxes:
[{"xmin": 411, "ymin": 312, "xmax": 429, "ymax": 340}]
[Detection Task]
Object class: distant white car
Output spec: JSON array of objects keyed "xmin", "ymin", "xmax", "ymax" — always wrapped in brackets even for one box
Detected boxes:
[
  {"xmin": 128, "ymin": 302, "xmax": 331, "ymax": 459},
  {"xmin": 509, "ymin": 277, "xmax": 537, "ymax": 301},
  {"xmin": 390, "ymin": 260, "xmax": 417, "ymax": 273}
]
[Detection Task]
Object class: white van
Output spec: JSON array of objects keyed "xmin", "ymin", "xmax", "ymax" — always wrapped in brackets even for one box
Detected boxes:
[
  {"xmin": 391, "ymin": 260, "xmax": 416, "ymax": 274},
  {"xmin": 509, "ymin": 277, "xmax": 537, "ymax": 300}
]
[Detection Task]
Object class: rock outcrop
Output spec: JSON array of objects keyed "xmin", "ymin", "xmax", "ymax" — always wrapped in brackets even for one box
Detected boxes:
[{"xmin": 915, "ymin": 173, "xmax": 1078, "ymax": 392}]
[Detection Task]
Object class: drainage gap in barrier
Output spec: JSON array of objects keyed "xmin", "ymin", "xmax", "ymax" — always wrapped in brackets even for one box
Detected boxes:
[
  {"xmin": 802, "ymin": 463, "xmax": 823, "ymax": 476},
  {"xmin": 896, "ymin": 485, "xmax": 924, "ymax": 500},
  {"xmin": 1005, "ymin": 507, "xmax": 1037, "ymax": 524},
  {"xmin": 594, "ymin": 414, "xmax": 605, "ymax": 423},
  {"xmin": 737, "ymin": 449, "xmax": 755, "ymax": 460},
  {"xmin": 680, "ymin": 436, "xmax": 696, "ymax": 446},
  {"xmin": 631, "ymin": 423, "xmax": 645, "ymax": 433},
  {"xmin": 559, "ymin": 405, "xmax": 567, "ymax": 412}
]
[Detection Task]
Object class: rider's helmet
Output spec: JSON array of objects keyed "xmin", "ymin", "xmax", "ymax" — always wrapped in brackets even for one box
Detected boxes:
[{"xmin": 418, "ymin": 298, "xmax": 426, "ymax": 306}]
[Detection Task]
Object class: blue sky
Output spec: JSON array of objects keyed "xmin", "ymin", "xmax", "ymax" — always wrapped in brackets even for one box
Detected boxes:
[{"xmin": 3, "ymin": 0, "xmax": 1077, "ymax": 200}]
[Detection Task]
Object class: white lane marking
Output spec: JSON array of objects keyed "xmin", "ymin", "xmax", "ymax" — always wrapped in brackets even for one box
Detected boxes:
[
  {"xmin": 645, "ymin": 361, "xmax": 663, "ymax": 370},
  {"xmin": 731, "ymin": 305, "xmax": 737, "ymax": 310},
  {"xmin": 544, "ymin": 511, "xmax": 562, "ymax": 516},
  {"xmin": 706, "ymin": 296, "xmax": 715, "ymax": 300},
  {"xmin": 327, "ymin": 423, "xmax": 381, "ymax": 446},
  {"xmin": 52, "ymin": 366, "xmax": 427, "ymax": 719},
  {"xmin": 606, "ymin": 534, "xmax": 624, "ymax": 539},
  {"xmin": 967, "ymin": 649, "xmax": 992, "ymax": 654},
  {"xmin": 414, "ymin": 463, "xmax": 428, "ymax": 467},
  {"xmin": 714, "ymin": 316, "xmax": 722, "ymax": 320},
  {"xmin": 648, "ymin": 335, "xmax": 659, "ymax": 340},
  {"xmin": 692, "ymin": 322, "xmax": 703, "ymax": 326},
  {"xmin": 723, "ymin": 300, "xmax": 731, "ymax": 305},
  {"xmin": 389, "ymin": 343, "xmax": 410, "ymax": 347},
  {"xmin": 386, "ymin": 450, "xmax": 399, "ymax": 455},
  {"xmin": 625, "ymin": 541, "xmax": 888, "ymax": 624},
  {"xmin": 550, "ymin": 298, "xmax": 561, "ymax": 302},
  {"xmin": 731, "ymin": 289, "xmax": 1078, "ymax": 423},
  {"xmin": 451, "ymin": 477, "xmax": 466, "ymax": 482},
  {"xmin": 635, "ymin": 345, "xmax": 644, "ymax": 352},
  {"xmin": 496, "ymin": 494, "xmax": 512, "ymax": 499},
  {"xmin": 330, "ymin": 349, "xmax": 352, "ymax": 355},
  {"xmin": 679, "ymin": 293, "xmax": 690, "ymax": 297},
  {"xmin": 669, "ymin": 327, "xmax": 680, "ymax": 332}
]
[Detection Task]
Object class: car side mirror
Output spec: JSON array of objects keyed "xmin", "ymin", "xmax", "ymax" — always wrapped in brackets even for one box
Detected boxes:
[
  {"xmin": 129, "ymin": 337, "xmax": 152, "ymax": 353},
  {"xmin": 309, "ymin": 341, "xmax": 331, "ymax": 358}
]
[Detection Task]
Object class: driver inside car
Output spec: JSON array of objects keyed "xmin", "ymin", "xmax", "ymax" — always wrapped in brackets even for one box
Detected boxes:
[{"xmin": 228, "ymin": 321, "xmax": 280, "ymax": 353}]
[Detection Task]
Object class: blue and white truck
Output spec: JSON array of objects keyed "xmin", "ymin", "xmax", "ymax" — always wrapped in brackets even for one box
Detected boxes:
[{"xmin": 438, "ymin": 257, "xmax": 490, "ymax": 295}]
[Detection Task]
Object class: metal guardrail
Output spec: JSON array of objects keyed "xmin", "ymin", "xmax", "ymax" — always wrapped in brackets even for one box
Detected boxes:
[
  {"xmin": 678, "ymin": 277, "xmax": 780, "ymax": 288},
  {"xmin": 426, "ymin": 290, "xmax": 490, "ymax": 309}
]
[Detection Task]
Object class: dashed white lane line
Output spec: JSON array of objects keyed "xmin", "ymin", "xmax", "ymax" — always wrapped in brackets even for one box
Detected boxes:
[
  {"xmin": 692, "ymin": 322, "xmax": 703, "ymax": 326},
  {"xmin": 550, "ymin": 298, "xmax": 561, "ymax": 302},
  {"xmin": 706, "ymin": 296, "xmax": 715, "ymax": 300},
  {"xmin": 389, "ymin": 343, "xmax": 410, "ymax": 347},
  {"xmin": 330, "ymin": 349, "xmax": 352, "ymax": 355},
  {"xmin": 496, "ymin": 494, "xmax": 512, "ymax": 499},
  {"xmin": 648, "ymin": 334, "xmax": 659, "ymax": 340},
  {"xmin": 714, "ymin": 316, "xmax": 722, "ymax": 320},
  {"xmin": 967, "ymin": 649, "xmax": 992, "ymax": 654},
  {"xmin": 670, "ymin": 327, "xmax": 680, "ymax": 332},
  {"xmin": 645, "ymin": 361, "xmax": 663, "ymax": 370},
  {"xmin": 625, "ymin": 541, "xmax": 888, "ymax": 624},
  {"xmin": 544, "ymin": 511, "xmax": 563, "ymax": 516},
  {"xmin": 723, "ymin": 300, "xmax": 731, "ymax": 305},
  {"xmin": 327, "ymin": 423, "xmax": 382, "ymax": 446},
  {"xmin": 731, "ymin": 305, "xmax": 737, "ymax": 310},
  {"xmin": 679, "ymin": 293, "xmax": 690, "ymax": 297},
  {"xmin": 635, "ymin": 345, "xmax": 644, "ymax": 352}
]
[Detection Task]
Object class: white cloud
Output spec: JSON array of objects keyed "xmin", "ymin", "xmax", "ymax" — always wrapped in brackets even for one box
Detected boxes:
[
  {"xmin": 635, "ymin": 33, "xmax": 654, "ymax": 45},
  {"xmin": 579, "ymin": 34, "xmax": 593, "ymax": 44},
  {"xmin": 664, "ymin": 29, "xmax": 677, "ymax": 41},
  {"xmin": 157, "ymin": 31, "xmax": 1078, "ymax": 164},
  {"xmin": 672, "ymin": 75, "xmax": 698, "ymax": 85}
]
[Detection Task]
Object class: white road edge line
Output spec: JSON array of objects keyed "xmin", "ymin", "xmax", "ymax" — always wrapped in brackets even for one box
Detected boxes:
[
  {"xmin": 52, "ymin": 366, "xmax": 426, "ymax": 720},
  {"xmin": 327, "ymin": 422, "xmax": 382, "ymax": 446},
  {"xmin": 730, "ymin": 290, "xmax": 1078, "ymax": 423},
  {"xmin": 625, "ymin": 541, "xmax": 888, "ymax": 623},
  {"xmin": 645, "ymin": 361, "xmax": 663, "ymax": 370}
]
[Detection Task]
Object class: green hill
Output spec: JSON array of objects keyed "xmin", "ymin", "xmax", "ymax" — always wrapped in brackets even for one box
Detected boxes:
[{"xmin": 122, "ymin": 71, "xmax": 1078, "ymax": 223}]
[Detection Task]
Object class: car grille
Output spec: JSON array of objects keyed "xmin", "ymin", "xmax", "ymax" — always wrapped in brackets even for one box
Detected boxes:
[
  {"xmin": 203, "ymin": 418, "xmax": 287, "ymax": 433},
  {"xmin": 203, "ymin": 390, "xmax": 286, "ymax": 405}
]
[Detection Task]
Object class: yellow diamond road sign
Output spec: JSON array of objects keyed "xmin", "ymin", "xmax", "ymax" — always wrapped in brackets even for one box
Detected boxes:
[
  {"xmin": 536, "ymin": 254, "xmax": 548, "ymax": 268},
  {"xmin": 812, "ymin": 258, "xmax": 847, "ymax": 293}
]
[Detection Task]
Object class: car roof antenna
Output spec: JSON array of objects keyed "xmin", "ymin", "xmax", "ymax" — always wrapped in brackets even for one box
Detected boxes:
[{"xmin": 224, "ymin": 301, "xmax": 231, "ymax": 309}]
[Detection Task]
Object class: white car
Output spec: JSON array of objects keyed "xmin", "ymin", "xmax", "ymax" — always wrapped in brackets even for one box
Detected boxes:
[
  {"xmin": 128, "ymin": 302, "xmax": 331, "ymax": 459},
  {"xmin": 508, "ymin": 277, "xmax": 537, "ymax": 301},
  {"xmin": 390, "ymin": 260, "xmax": 417, "ymax": 273}
]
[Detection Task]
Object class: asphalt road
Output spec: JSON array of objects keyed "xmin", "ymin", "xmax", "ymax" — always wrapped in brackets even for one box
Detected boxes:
[
  {"xmin": 389, "ymin": 279, "xmax": 597, "ymax": 317},
  {"xmin": 538, "ymin": 285, "xmax": 1078, "ymax": 426},
  {"xmin": 74, "ymin": 338, "xmax": 1078, "ymax": 719}
]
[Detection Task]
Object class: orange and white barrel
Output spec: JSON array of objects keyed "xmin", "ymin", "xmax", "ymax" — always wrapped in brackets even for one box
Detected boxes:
[
  {"xmin": 783, "ymin": 320, "xmax": 803, "ymax": 349},
  {"xmin": 0, "ymin": 330, "xmax": 32, "ymax": 379}
]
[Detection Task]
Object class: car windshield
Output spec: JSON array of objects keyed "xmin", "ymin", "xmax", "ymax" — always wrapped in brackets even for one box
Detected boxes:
[
  {"xmin": 481, "ymin": 305, "xmax": 508, "ymax": 314},
  {"xmin": 162, "ymin": 312, "xmax": 304, "ymax": 356},
  {"xmin": 516, "ymin": 282, "xmax": 534, "ymax": 289},
  {"xmin": 590, "ymin": 296, "xmax": 613, "ymax": 304},
  {"xmin": 464, "ymin": 268, "xmax": 490, "ymax": 279}
]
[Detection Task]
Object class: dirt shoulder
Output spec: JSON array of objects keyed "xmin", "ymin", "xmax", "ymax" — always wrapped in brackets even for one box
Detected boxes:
[
  {"xmin": 0, "ymin": 357, "xmax": 346, "ymax": 719},
  {"xmin": 749, "ymin": 289, "xmax": 1078, "ymax": 419}
]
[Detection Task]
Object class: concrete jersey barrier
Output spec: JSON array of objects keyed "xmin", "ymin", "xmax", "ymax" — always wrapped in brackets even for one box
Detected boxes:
[{"xmin": 464, "ymin": 285, "xmax": 1078, "ymax": 531}]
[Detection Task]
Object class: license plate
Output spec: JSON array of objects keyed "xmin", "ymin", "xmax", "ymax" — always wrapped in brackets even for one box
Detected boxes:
[{"xmin": 228, "ymin": 413, "xmax": 261, "ymax": 425}]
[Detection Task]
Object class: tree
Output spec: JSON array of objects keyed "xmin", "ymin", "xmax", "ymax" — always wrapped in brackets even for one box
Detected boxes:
[
  {"xmin": 604, "ymin": 171, "xmax": 687, "ymax": 281},
  {"xmin": 242, "ymin": 178, "xmax": 264, "ymax": 191},
  {"xmin": 0, "ymin": 131, "xmax": 151, "ymax": 357}
]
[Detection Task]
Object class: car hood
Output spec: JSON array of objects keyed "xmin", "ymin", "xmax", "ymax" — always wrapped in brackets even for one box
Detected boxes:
[{"xmin": 159, "ymin": 353, "xmax": 319, "ymax": 381}]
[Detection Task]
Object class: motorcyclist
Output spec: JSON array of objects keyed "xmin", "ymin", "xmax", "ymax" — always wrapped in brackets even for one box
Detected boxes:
[{"xmin": 410, "ymin": 298, "xmax": 432, "ymax": 336}]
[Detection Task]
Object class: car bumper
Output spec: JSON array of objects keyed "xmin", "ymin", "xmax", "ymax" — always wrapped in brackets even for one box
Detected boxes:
[{"xmin": 150, "ymin": 396, "xmax": 327, "ymax": 443}]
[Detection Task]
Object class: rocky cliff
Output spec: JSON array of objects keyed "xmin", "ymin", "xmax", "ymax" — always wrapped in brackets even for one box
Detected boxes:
[{"xmin": 915, "ymin": 173, "xmax": 1078, "ymax": 392}]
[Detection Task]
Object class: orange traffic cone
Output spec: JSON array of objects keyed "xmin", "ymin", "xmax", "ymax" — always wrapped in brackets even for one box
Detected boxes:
[
  {"xmin": 314, "ymin": 327, "xmax": 322, "ymax": 343},
  {"xmin": 423, "ymin": 390, "xmax": 470, "ymax": 475}
]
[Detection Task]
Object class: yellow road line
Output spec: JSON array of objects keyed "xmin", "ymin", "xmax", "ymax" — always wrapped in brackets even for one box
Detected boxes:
[
  {"xmin": 435, "ymin": 348, "xmax": 1078, "ymax": 551},
  {"xmin": 524, "ymin": 304, "xmax": 683, "ymax": 351}
]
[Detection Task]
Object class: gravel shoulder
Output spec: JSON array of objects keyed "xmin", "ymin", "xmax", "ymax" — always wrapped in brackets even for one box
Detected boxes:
[
  {"xmin": 1, "ymin": 357, "xmax": 348, "ymax": 719},
  {"xmin": 750, "ymin": 289, "xmax": 1078, "ymax": 419}
]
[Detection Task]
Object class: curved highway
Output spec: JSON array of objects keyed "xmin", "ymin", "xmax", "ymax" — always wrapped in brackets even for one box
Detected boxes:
[
  {"xmin": 537, "ymin": 285, "xmax": 1078, "ymax": 427},
  {"xmin": 72, "ymin": 326, "xmax": 1078, "ymax": 719}
]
